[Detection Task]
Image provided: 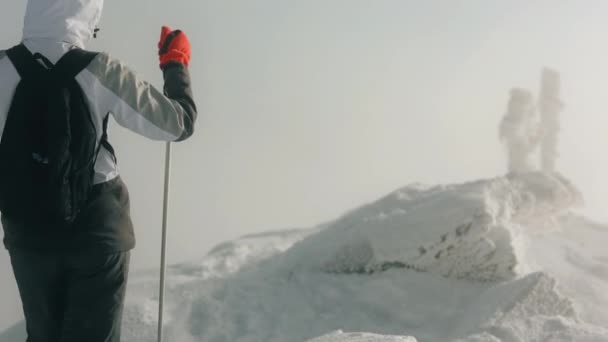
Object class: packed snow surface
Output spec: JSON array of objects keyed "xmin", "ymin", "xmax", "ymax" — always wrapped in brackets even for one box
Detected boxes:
[
  {"xmin": 309, "ymin": 331, "xmax": 417, "ymax": 342},
  {"xmin": 2, "ymin": 173, "xmax": 608, "ymax": 341}
]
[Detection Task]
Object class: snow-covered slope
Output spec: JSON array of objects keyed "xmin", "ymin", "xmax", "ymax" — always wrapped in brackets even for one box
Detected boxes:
[
  {"xmin": 309, "ymin": 331, "xmax": 417, "ymax": 342},
  {"xmin": 282, "ymin": 173, "xmax": 582, "ymax": 282},
  {"xmin": 2, "ymin": 173, "xmax": 607, "ymax": 342}
]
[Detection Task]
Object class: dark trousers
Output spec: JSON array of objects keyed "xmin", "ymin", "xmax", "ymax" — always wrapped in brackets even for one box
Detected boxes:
[{"xmin": 9, "ymin": 250, "xmax": 130, "ymax": 342}]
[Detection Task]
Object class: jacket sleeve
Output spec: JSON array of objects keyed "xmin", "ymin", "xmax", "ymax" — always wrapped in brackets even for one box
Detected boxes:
[{"xmin": 75, "ymin": 53, "xmax": 197, "ymax": 141}]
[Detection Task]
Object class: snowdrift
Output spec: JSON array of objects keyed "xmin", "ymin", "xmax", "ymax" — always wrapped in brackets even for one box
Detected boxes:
[
  {"xmin": 2, "ymin": 172, "xmax": 608, "ymax": 342},
  {"xmin": 282, "ymin": 173, "xmax": 582, "ymax": 282}
]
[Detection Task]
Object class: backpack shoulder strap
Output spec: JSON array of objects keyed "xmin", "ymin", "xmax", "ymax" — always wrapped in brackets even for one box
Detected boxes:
[
  {"xmin": 53, "ymin": 49, "xmax": 117, "ymax": 163},
  {"xmin": 51, "ymin": 48, "xmax": 99, "ymax": 83},
  {"xmin": 5, "ymin": 44, "xmax": 47, "ymax": 80}
]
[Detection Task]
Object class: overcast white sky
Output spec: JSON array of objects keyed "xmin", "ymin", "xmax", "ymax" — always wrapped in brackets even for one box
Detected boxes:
[{"xmin": 2, "ymin": 0, "xmax": 608, "ymax": 330}]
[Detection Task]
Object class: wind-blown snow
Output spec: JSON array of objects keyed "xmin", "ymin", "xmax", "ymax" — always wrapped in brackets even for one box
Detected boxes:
[
  {"xmin": 2, "ymin": 173, "xmax": 607, "ymax": 342},
  {"xmin": 171, "ymin": 228, "xmax": 313, "ymax": 280}
]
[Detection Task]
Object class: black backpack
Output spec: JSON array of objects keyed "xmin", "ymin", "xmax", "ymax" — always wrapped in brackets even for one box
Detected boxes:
[{"xmin": 0, "ymin": 44, "xmax": 114, "ymax": 227}]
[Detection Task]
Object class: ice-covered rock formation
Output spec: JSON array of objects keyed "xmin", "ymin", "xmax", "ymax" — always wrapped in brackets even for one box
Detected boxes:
[{"xmin": 284, "ymin": 173, "xmax": 582, "ymax": 282}]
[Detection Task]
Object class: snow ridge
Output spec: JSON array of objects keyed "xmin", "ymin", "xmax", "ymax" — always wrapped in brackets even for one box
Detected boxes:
[
  {"xmin": 90, "ymin": 173, "xmax": 608, "ymax": 341},
  {"xmin": 285, "ymin": 173, "xmax": 582, "ymax": 282},
  {"xmin": 2, "ymin": 173, "xmax": 606, "ymax": 342}
]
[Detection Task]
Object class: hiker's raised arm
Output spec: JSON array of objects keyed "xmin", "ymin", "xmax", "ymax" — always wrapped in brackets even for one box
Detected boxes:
[{"xmin": 76, "ymin": 27, "xmax": 197, "ymax": 142}]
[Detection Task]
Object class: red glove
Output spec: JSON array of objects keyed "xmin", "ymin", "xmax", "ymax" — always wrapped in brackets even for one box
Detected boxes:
[{"xmin": 158, "ymin": 26, "xmax": 191, "ymax": 69}]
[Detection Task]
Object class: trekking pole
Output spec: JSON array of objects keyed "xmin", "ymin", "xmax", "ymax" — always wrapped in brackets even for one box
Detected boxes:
[{"xmin": 157, "ymin": 141, "xmax": 172, "ymax": 342}]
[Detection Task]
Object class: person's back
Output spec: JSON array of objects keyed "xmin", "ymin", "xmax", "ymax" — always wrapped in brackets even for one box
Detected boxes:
[{"xmin": 0, "ymin": 1, "xmax": 197, "ymax": 340}]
